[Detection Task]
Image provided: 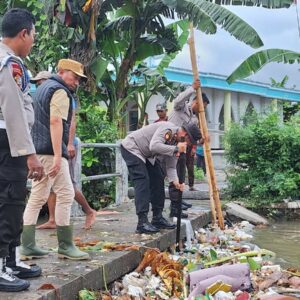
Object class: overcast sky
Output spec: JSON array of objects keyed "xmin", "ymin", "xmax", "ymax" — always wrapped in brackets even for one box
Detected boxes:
[{"xmin": 169, "ymin": 5, "xmax": 300, "ymax": 89}]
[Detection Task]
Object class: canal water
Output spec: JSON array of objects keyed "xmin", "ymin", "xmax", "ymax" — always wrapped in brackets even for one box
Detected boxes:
[{"xmin": 253, "ymin": 221, "xmax": 300, "ymax": 269}]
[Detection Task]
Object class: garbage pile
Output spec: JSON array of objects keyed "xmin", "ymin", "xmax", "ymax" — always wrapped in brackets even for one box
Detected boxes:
[{"xmin": 79, "ymin": 221, "xmax": 300, "ymax": 300}]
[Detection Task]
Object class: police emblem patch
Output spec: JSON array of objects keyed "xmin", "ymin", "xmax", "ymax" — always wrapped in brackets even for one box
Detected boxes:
[
  {"xmin": 164, "ymin": 130, "xmax": 172, "ymax": 142},
  {"xmin": 11, "ymin": 62, "xmax": 23, "ymax": 89}
]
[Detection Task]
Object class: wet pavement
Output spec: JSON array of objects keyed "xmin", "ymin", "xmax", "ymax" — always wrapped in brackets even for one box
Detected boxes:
[
  {"xmin": 0, "ymin": 199, "xmax": 211, "ymax": 300},
  {"xmin": 0, "ymin": 170, "xmax": 227, "ymax": 299}
]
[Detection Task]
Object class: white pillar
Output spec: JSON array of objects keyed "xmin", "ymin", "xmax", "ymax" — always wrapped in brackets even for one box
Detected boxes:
[{"xmin": 224, "ymin": 91, "xmax": 231, "ymax": 131}]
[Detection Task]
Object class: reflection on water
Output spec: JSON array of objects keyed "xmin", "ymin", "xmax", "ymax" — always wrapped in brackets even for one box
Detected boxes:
[{"xmin": 253, "ymin": 221, "xmax": 300, "ymax": 268}]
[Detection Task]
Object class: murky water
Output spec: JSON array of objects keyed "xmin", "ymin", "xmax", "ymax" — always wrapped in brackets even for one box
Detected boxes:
[{"xmin": 253, "ymin": 221, "xmax": 300, "ymax": 268}]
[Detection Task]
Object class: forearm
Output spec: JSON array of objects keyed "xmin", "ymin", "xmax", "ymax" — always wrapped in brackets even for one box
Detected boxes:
[
  {"xmin": 150, "ymin": 141, "xmax": 176, "ymax": 157},
  {"xmin": 173, "ymin": 87, "xmax": 195, "ymax": 110},
  {"xmin": 165, "ymin": 157, "xmax": 178, "ymax": 182},
  {"xmin": 50, "ymin": 116, "xmax": 63, "ymax": 157}
]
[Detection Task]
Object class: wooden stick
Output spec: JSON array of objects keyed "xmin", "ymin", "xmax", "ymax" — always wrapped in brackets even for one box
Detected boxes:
[
  {"xmin": 204, "ymin": 152, "xmax": 217, "ymax": 225},
  {"xmin": 188, "ymin": 23, "xmax": 224, "ymax": 230}
]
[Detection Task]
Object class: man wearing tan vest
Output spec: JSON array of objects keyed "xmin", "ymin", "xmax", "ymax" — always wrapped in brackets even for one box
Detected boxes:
[{"xmin": 21, "ymin": 59, "xmax": 89, "ymax": 260}]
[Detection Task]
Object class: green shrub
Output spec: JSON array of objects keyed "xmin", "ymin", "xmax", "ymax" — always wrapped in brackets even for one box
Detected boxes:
[
  {"xmin": 77, "ymin": 96, "xmax": 118, "ymax": 210},
  {"xmin": 225, "ymin": 112, "xmax": 300, "ymax": 207},
  {"xmin": 194, "ymin": 166, "xmax": 205, "ymax": 181}
]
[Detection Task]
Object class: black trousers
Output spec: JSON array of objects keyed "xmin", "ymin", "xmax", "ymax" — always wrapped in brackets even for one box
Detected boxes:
[
  {"xmin": 185, "ymin": 146, "xmax": 195, "ymax": 187},
  {"xmin": 121, "ymin": 146, "xmax": 165, "ymax": 216},
  {"xmin": 0, "ymin": 130, "xmax": 27, "ymax": 258},
  {"xmin": 196, "ymin": 154, "xmax": 206, "ymax": 175}
]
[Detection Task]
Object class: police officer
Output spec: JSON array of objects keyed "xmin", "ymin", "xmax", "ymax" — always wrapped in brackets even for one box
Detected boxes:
[
  {"xmin": 0, "ymin": 8, "xmax": 44, "ymax": 292},
  {"xmin": 121, "ymin": 121, "xmax": 201, "ymax": 234},
  {"xmin": 154, "ymin": 103, "xmax": 168, "ymax": 122},
  {"xmin": 168, "ymin": 80, "xmax": 210, "ymax": 217}
]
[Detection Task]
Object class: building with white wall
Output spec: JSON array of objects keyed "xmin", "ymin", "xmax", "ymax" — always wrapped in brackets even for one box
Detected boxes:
[{"xmin": 127, "ymin": 67, "xmax": 300, "ymax": 150}]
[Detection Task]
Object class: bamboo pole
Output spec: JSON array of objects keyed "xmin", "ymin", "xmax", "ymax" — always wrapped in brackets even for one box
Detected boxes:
[
  {"xmin": 204, "ymin": 152, "xmax": 217, "ymax": 225},
  {"xmin": 188, "ymin": 23, "xmax": 224, "ymax": 230}
]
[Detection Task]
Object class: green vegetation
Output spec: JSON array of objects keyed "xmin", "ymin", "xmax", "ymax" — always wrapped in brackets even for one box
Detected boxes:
[
  {"xmin": 1, "ymin": 0, "xmax": 295, "ymax": 208},
  {"xmin": 194, "ymin": 166, "xmax": 205, "ymax": 181},
  {"xmin": 76, "ymin": 93, "xmax": 118, "ymax": 210},
  {"xmin": 225, "ymin": 112, "xmax": 300, "ymax": 208}
]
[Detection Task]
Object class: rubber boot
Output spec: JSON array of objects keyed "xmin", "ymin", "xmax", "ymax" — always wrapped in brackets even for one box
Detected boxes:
[
  {"xmin": 6, "ymin": 246, "xmax": 41, "ymax": 279},
  {"xmin": 57, "ymin": 226, "xmax": 89, "ymax": 260},
  {"xmin": 20, "ymin": 225, "xmax": 49, "ymax": 260},
  {"xmin": 136, "ymin": 213, "xmax": 160, "ymax": 234},
  {"xmin": 151, "ymin": 210, "xmax": 175, "ymax": 230},
  {"xmin": 0, "ymin": 257, "xmax": 30, "ymax": 292}
]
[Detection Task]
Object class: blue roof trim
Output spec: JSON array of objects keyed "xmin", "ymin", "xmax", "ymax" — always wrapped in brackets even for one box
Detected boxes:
[{"xmin": 164, "ymin": 68, "xmax": 300, "ymax": 102}]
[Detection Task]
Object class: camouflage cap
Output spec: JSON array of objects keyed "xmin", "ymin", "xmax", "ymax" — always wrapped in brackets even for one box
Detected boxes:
[{"xmin": 156, "ymin": 103, "xmax": 167, "ymax": 111}]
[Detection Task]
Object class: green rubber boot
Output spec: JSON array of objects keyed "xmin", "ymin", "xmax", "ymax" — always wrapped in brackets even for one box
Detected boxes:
[
  {"xmin": 20, "ymin": 225, "xmax": 49, "ymax": 260},
  {"xmin": 57, "ymin": 226, "xmax": 89, "ymax": 260}
]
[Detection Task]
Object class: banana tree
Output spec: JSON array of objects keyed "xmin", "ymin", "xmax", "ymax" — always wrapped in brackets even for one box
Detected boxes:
[
  {"xmin": 227, "ymin": 49, "xmax": 300, "ymax": 83},
  {"xmin": 3, "ymin": 0, "xmax": 295, "ymax": 126},
  {"xmin": 126, "ymin": 66, "xmax": 178, "ymax": 128}
]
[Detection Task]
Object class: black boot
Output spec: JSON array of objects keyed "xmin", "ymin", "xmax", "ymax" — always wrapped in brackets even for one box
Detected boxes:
[
  {"xmin": 151, "ymin": 210, "xmax": 176, "ymax": 230},
  {"xmin": 136, "ymin": 213, "xmax": 160, "ymax": 234},
  {"xmin": 182, "ymin": 200, "xmax": 192, "ymax": 209},
  {"xmin": 7, "ymin": 246, "xmax": 41, "ymax": 279},
  {"xmin": 169, "ymin": 184, "xmax": 189, "ymax": 211},
  {"xmin": 0, "ymin": 257, "xmax": 30, "ymax": 292},
  {"xmin": 169, "ymin": 203, "xmax": 188, "ymax": 219}
]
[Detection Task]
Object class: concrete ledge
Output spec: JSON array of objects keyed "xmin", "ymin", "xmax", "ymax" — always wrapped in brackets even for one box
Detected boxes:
[{"xmin": 0, "ymin": 200, "xmax": 211, "ymax": 300}]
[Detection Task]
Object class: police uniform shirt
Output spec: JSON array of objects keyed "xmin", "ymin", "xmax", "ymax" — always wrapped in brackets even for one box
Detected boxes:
[
  {"xmin": 122, "ymin": 121, "xmax": 180, "ymax": 182},
  {"xmin": 168, "ymin": 86, "xmax": 198, "ymax": 127},
  {"xmin": 0, "ymin": 42, "xmax": 35, "ymax": 157}
]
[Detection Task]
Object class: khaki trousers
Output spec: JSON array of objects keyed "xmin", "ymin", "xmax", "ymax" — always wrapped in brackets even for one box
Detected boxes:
[{"xmin": 23, "ymin": 155, "xmax": 75, "ymax": 226}]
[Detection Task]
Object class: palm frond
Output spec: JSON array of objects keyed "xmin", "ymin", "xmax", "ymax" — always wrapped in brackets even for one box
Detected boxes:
[
  {"xmin": 181, "ymin": 0, "xmax": 263, "ymax": 48},
  {"xmin": 176, "ymin": 1, "xmax": 217, "ymax": 34},
  {"xmin": 104, "ymin": 16, "xmax": 133, "ymax": 32},
  {"xmin": 206, "ymin": 0, "xmax": 293, "ymax": 9},
  {"xmin": 227, "ymin": 49, "xmax": 300, "ymax": 83}
]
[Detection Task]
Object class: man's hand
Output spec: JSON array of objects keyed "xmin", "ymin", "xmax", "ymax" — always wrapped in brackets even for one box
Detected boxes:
[
  {"xmin": 192, "ymin": 79, "xmax": 200, "ymax": 90},
  {"xmin": 27, "ymin": 154, "xmax": 44, "ymax": 181},
  {"xmin": 48, "ymin": 156, "xmax": 61, "ymax": 178},
  {"xmin": 177, "ymin": 141, "xmax": 187, "ymax": 154},
  {"xmin": 200, "ymin": 134, "xmax": 210, "ymax": 144},
  {"xmin": 67, "ymin": 143, "xmax": 76, "ymax": 159},
  {"xmin": 173, "ymin": 181, "xmax": 185, "ymax": 192}
]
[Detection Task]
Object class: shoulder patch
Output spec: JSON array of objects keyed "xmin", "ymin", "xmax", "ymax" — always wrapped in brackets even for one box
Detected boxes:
[
  {"xmin": 164, "ymin": 130, "xmax": 172, "ymax": 142},
  {"xmin": 164, "ymin": 130, "xmax": 177, "ymax": 145},
  {"xmin": 11, "ymin": 62, "xmax": 23, "ymax": 89},
  {"xmin": 0, "ymin": 55, "xmax": 30, "ymax": 92}
]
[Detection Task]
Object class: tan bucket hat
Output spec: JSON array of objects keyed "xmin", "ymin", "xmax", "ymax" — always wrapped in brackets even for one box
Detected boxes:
[
  {"xmin": 30, "ymin": 71, "xmax": 52, "ymax": 83},
  {"xmin": 57, "ymin": 59, "xmax": 87, "ymax": 79}
]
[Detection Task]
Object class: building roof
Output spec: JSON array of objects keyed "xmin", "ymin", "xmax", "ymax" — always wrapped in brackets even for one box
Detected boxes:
[{"xmin": 164, "ymin": 67, "xmax": 300, "ymax": 102}]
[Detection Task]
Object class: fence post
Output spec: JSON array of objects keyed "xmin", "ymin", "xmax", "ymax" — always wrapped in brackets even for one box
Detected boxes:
[
  {"xmin": 115, "ymin": 140, "xmax": 128, "ymax": 205},
  {"xmin": 71, "ymin": 138, "xmax": 84, "ymax": 217}
]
